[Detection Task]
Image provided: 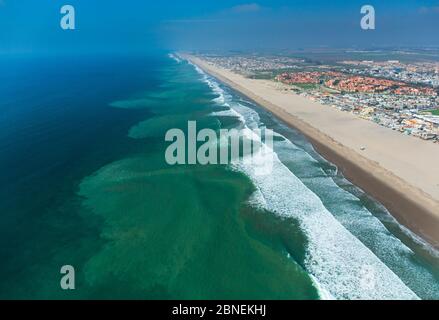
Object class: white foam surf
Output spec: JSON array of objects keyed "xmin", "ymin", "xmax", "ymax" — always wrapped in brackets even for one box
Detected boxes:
[
  {"xmin": 189, "ymin": 60, "xmax": 420, "ymax": 300},
  {"xmin": 168, "ymin": 53, "xmax": 182, "ymax": 63}
]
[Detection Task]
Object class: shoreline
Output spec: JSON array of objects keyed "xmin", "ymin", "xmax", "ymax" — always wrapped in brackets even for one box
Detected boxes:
[{"xmin": 184, "ymin": 54, "xmax": 439, "ymax": 251}]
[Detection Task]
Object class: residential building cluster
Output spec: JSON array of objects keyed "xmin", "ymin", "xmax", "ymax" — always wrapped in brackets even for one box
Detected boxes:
[
  {"xmin": 324, "ymin": 75, "xmax": 437, "ymax": 96},
  {"xmin": 276, "ymin": 71, "xmax": 437, "ymax": 96},
  {"xmin": 301, "ymin": 91, "xmax": 439, "ymax": 142},
  {"xmin": 273, "ymin": 68, "xmax": 439, "ymax": 142},
  {"xmin": 340, "ymin": 60, "xmax": 439, "ymax": 88},
  {"xmin": 201, "ymin": 54, "xmax": 439, "ymax": 143},
  {"xmin": 200, "ymin": 55, "xmax": 304, "ymax": 74},
  {"xmin": 275, "ymin": 71, "xmax": 342, "ymax": 84}
]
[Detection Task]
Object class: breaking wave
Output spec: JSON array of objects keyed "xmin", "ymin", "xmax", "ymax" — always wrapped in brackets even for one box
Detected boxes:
[{"xmin": 189, "ymin": 59, "xmax": 421, "ymax": 300}]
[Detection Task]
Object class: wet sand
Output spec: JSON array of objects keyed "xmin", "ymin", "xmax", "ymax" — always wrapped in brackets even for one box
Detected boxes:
[{"xmin": 185, "ymin": 54, "xmax": 439, "ymax": 250}]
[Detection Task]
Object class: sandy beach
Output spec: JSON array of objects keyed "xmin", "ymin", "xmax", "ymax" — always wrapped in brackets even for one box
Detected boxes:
[{"xmin": 185, "ymin": 54, "xmax": 439, "ymax": 250}]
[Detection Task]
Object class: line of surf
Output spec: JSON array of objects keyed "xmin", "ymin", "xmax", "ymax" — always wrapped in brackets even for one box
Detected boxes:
[{"xmin": 185, "ymin": 57, "xmax": 419, "ymax": 300}]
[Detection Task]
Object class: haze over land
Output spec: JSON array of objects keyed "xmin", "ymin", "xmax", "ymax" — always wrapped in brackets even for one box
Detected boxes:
[{"xmin": 1, "ymin": 1, "xmax": 439, "ymax": 53}]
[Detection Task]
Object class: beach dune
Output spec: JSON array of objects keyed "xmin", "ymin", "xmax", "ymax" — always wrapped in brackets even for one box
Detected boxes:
[{"xmin": 185, "ymin": 54, "xmax": 439, "ymax": 250}]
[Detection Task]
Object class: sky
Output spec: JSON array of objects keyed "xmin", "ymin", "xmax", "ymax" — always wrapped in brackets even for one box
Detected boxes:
[{"xmin": 0, "ymin": 0, "xmax": 439, "ymax": 54}]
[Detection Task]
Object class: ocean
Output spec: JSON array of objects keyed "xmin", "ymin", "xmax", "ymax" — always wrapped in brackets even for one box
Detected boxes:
[{"xmin": 0, "ymin": 53, "xmax": 438, "ymax": 299}]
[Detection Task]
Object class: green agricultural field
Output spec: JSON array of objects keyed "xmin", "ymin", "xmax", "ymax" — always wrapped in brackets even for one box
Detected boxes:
[{"xmin": 293, "ymin": 83, "xmax": 319, "ymax": 90}]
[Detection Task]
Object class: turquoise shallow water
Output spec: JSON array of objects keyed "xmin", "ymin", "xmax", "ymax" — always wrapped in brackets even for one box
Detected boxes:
[
  {"xmin": 184, "ymin": 58, "xmax": 439, "ymax": 299},
  {"xmin": 0, "ymin": 54, "xmax": 438, "ymax": 299}
]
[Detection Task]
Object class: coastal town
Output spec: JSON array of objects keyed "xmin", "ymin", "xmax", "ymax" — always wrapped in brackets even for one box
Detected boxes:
[{"xmin": 199, "ymin": 54, "xmax": 439, "ymax": 143}]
